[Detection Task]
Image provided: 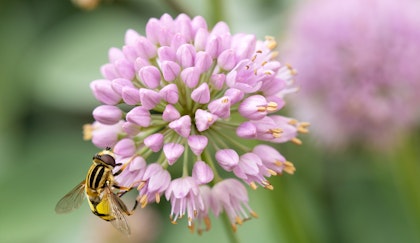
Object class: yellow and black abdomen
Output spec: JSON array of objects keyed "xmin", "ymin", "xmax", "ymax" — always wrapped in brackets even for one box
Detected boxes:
[
  {"xmin": 85, "ymin": 164, "xmax": 115, "ymax": 221},
  {"xmin": 87, "ymin": 196, "xmax": 115, "ymax": 221},
  {"xmin": 86, "ymin": 164, "xmax": 111, "ymax": 190}
]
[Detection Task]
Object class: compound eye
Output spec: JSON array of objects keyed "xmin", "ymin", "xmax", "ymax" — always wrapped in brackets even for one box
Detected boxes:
[{"xmin": 99, "ymin": 154, "xmax": 116, "ymax": 166}]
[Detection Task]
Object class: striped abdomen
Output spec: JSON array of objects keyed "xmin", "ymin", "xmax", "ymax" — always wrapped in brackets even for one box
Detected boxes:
[{"xmin": 86, "ymin": 164, "xmax": 113, "ymax": 191}]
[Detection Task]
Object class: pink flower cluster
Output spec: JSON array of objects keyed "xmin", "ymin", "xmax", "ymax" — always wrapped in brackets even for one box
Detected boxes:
[
  {"xmin": 84, "ymin": 13, "xmax": 307, "ymax": 232},
  {"xmin": 283, "ymin": 0, "xmax": 420, "ymax": 150}
]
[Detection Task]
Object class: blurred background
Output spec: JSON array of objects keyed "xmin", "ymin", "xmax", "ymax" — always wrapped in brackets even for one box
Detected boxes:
[{"xmin": 1, "ymin": 0, "xmax": 420, "ymax": 242}]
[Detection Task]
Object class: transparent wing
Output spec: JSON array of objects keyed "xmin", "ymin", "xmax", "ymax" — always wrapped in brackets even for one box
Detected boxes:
[
  {"xmin": 104, "ymin": 186, "xmax": 131, "ymax": 235},
  {"xmin": 55, "ymin": 180, "xmax": 86, "ymax": 214}
]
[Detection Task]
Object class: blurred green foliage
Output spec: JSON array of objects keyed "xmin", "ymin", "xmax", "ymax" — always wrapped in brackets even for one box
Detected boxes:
[{"xmin": 0, "ymin": 0, "xmax": 419, "ymax": 243}]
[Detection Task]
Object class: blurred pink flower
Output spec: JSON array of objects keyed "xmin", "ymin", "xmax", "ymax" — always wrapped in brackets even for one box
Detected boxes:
[{"xmin": 283, "ymin": 0, "xmax": 420, "ymax": 150}]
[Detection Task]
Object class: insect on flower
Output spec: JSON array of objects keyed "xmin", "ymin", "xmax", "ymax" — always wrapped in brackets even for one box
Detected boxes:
[{"xmin": 55, "ymin": 148, "xmax": 136, "ymax": 235}]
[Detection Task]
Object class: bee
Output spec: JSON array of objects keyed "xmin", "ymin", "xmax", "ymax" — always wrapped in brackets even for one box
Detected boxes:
[{"xmin": 55, "ymin": 148, "xmax": 135, "ymax": 235}]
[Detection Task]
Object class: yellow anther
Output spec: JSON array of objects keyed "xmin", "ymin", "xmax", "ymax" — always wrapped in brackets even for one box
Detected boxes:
[
  {"xmin": 288, "ymin": 119, "xmax": 298, "ymax": 125},
  {"xmin": 188, "ymin": 221, "xmax": 195, "ymax": 233},
  {"xmin": 267, "ymin": 169, "xmax": 277, "ymax": 176},
  {"xmin": 231, "ymin": 224, "xmax": 237, "ymax": 232},
  {"xmin": 235, "ymin": 216, "xmax": 243, "ymax": 225},
  {"xmin": 204, "ymin": 216, "xmax": 211, "ymax": 231},
  {"xmin": 222, "ymin": 97, "xmax": 229, "ymax": 103},
  {"xmin": 270, "ymin": 51, "xmax": 279, "ymax": 59},
  {"xmin": 250, "ymin": 211, "xmax": 259, "ymax": 218},
  {"xmin": 266, "ymin": 101, "xmax": 278, "ymax": 112},
  {"xmin": 256, "ymin": 50, "xmax": 263, "ymax": 54},
  {"xmin": 286, "ymin": 63, "xmax": 298, "ymax": 75},
  {"xmin": 300, "ymin": 122, "xmax": 311, "ymax": 127},
  {"xmin": 250, "ymin": 182, "xmax": 258, "ymax": 190},
  {"xmin": 297, "ymin": 126, "xmax": 309, "ymax": 134},
  {"xmin": 155, "ymin": 193, "xmax": 161, "ymax": 204},
  {"xmin": 251, "ymin": 55, "xmax": 257, "ymax": 62},
  {"xmin": 82, "ymin": 124, "xmax": 93, "ymax": 140},
  {"xmin": 284, "ymin": 161, "xmax": 296, "ymax": 174},
  {"xmin": 265, "ymin": 36, "xmax": 277, "ymax": 50},
  {"xmin": 261, "ymin": 61, "xmax": 268, "ymax": 66},
  {"xmin": 269, "ymin": 128, "xmax": 283, "ymax": 138},
  {"xmin": 140, "ymin": 195, "xmax": 148, "ymax": 208},
  {"xmin": 291, "ymin": 137, "xmax": 302, "ymax": 145},
  {"xmin": 265, "ymin": 184, "xmax": 274, "ymax": 190},
  {"xmin": 137, "ymin": 181, "xmax": 146, "ymax": 190}
]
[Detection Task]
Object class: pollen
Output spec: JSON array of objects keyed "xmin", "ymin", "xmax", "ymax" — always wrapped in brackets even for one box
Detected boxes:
[
  {"xmin": 235, "ymin": 216, "xmax": 243, "ymax": 225},
  {"xmin": 155, "ymin": 193, "xmax": 161, "ymax": 203},
  {"xmin": 291, "ymin": 137, "xmax": 302, "ymax": 145},
  {"xmin": 82, "ymin": 124, "xmax": 93, "ymax": 140},
  {"xmin": 267, "ymin": 169, "xmax": 278, "ymax": 176},
  {"xmin": 265, "ymin": 36, "xmax": 277, "ymax": 50},
  {"xmin": 250, "ymin": 182, "xmax": 258, "ymax": 190},
  {"xmin": 286, "ymin": 63, "xmax": 298, "ymax": 75},
  {"xmin": 139, "ymin": 194, "xmax": 148, "ymax": 208},
  {"xmin": 269, "ymin": 128, "xmax": 283, "ymax": 138},
  {"xmin": 284, "ymin": 161, "xmax": 296, "ymax": 174}
]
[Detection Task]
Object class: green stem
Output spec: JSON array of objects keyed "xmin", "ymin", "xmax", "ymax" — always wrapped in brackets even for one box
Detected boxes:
[
  {"xmin": 182, "ymin": 143, "xmax": 190, "ymax": 177},
  {"xmin": 221, "ymin": 212, "xmax": 240, "ymax": 243},
  {"xmin": 208, "ymin": 0, "xmax": 225, "ymax": 24},
  {"xmin": 202, "ymin": 147, "xmax": 223, "ymax": 183}
]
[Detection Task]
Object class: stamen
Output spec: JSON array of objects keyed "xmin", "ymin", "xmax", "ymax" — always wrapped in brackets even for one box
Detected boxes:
[
  {"xmin": 270, "ymin": 51, "xmax": 279, "ymax": 59},
  {"xmin": 250, "ymin": 211, "xmax": 259, "ymax": 218},
  {"xmin": 262, "ymin": 180, "xmax": 274, "ymax": 190},
  {"xmin": 250, "ymin": 182, "xmax": 258, "ymax": 190},
  {"xmin": 231, "ymin": 224, "xmax": 237, "ymax": 232},
  {"xmin": 297, "ymin": 126, "xmax": 309, "ymax": 134},
  {"xmin": 256, "ymin": 50, "xmax": 263, "ymax": 54},
  {"xmin": 261, "ymin": 61, "xmax": 268, "ymax": 66},
  {"xmin": 137, "ymin": 181, "xmax": 146, "ymax": 190},
  {"xmin": 251, "ymin": 55, "xmax": 257, "ymax": 62},
  {"xmin": 235, "ymin": 216, "xmax": 243, "ymax": 225},
  {"xmin": 288, "ymin": 119, "xmax": 298, "ymax": 125},
  {"xmin": 269, "ymin": 128, "xmax": 283, "ymax": 138},
  {"xmin": 284, "ymin": 161, "xmax": 296, "ymax": 174},
  {"xmin": 188, "ymin": 221, "xmax": 194, "ymax": 233},
  {"xmin": 155, "ymin": 193, "xmax": 161, "ymax": 203},
  {"xmin": 266, "ymin": 101, "xmax": 278, "ymax": 112},
  {"xmin": 286, "ymin": 63, "xmax": 298, "ymax": 75},
  {"xmin": 267, "ymin": 169, "xmax": 277, "ymax": 176},
  {"xmin": 140, "ymin": 194, "xmax": 148, "ymax": 208},
  {"xmin": 265, "ymin": 36, "xmax": 277, "ymax": 50},
  {"xmin": 204, "ymin": 216, "xmax": 211, "ymax": 231},
  {"xmin": 82, "ymin": 124, "xmax": 93, "ymax": 140},
  {"xmin": 274, "ymin": 160, "xmax": 283, "ymax": 166},
  {"xmin": 291, "ymin": 137, "xmax": 302, "ymax": 145}
]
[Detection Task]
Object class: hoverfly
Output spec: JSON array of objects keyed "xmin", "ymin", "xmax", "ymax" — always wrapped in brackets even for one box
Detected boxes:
[{"xmin": 55, "ymin": 148, "xmax": 135, "ymax": 235}]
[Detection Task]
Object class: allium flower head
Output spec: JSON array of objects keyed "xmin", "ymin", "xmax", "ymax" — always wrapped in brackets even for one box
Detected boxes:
[
  {"xmin": 283, "ymin": 0, "xmax": 420, "ymax": 150},
  {"xmin": 84, "ymin": 13, "xmax": 307, "ymax": 232}
]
